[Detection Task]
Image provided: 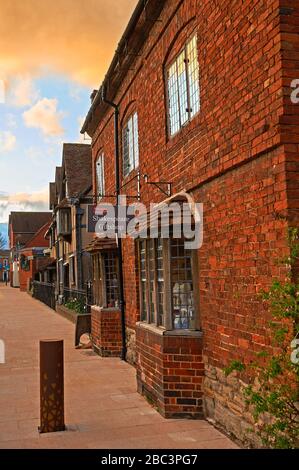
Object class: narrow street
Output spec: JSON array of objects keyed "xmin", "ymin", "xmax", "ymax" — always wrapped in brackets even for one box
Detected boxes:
[{"xmin": 0, "ymin": 285, "xmax": 238, "ymax": 449}]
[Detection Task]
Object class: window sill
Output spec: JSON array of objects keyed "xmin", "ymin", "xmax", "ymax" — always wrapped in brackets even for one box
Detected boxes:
[
  {"xmin": 136, "ymin": 322, "xmax": 165, "ymax": 336},
  {"xmin": 121, "ymin": 167, "xmax": 139, "ymax": 186},
  {"xmin": 91, "ymin": 305, "xmax": 120, "ymax": 313},
  {"xmin": 166, "ymin": 111, "xmax": 201, "ymax": 150},
  {"xmin": 164, "ymin": 329, "xmax": 202, "ymax": 338},
  {"xmin": 136, "ymin": 321, "xmax": 202, "ymax": 338}
]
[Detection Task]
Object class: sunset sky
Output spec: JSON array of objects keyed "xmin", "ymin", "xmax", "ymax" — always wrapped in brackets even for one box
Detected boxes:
[{"xmin": 0, "ymin": 0, "xmax": 136, "ymax": 223}]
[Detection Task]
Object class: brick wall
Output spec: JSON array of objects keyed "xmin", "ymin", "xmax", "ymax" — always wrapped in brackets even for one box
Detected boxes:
[
  {"xmin": 91, "ymin": 306, "xmax": 122, "ymax": 357},
  {"xmin": 195, "ymin": 148, "xmax": 288, "ymax": 370},
  {"xmin": 19, "ymin": 250, "xmax": 35, "ymax": 292},
  {"xmin": 87, "ymin": 0, "xmax": 298, "ymax": 444},
  {"xmin": 91, "ymin": 0, "xmax": 285, "ymax": 329},
  {"xmin": 280, "ymin": 1, "xmax": 299, "ymax": 227},
  {"xmin": 136, "ymin": 325, "xmax": 204, "ymax": 418}
]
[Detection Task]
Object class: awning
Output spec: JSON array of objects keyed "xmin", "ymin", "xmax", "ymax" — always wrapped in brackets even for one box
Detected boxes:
[
  {"xmin": 36, "ymin": 257, "xmax": 56, "ymax": 272},
  {"xmin": 127, "ymin": 191, "xmax": 199, "ymax": 237},
  {"xmin": 85, "ymin": 237, "xmax": 117, "ymax": 253}
]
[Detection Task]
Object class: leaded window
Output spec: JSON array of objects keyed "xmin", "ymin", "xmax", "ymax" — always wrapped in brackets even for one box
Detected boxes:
[
  {"xmin": 123, "ymin": 112, "xmax": 139, "ymax": 177},
  {"xmin": 138, "ymin": 237, "xmax": 198, "ymax": 331},
  {"xmin": 103, "ymin": 251, "xmax": 119, "ymax": 308},
  {"xmin": 167, "ymin": 35, "xmax": 200, "ymax": 136},
  {"xmin": 171, "ymin": 238, "xmax": 195, "ymax": 329},
  {"xmin": 92, "ymin": 250, "xmax": 119, "ymax": 309},
  {"xmin": 96, "ymin": 152, "xmax": 105, "ymax": 199},
  {"xmin": 139, "ymin": 239, "xmax": 165, "ymax": 327}
]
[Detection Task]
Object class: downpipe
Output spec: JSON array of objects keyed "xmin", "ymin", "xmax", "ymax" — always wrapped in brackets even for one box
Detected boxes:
[{"xmin": 101, "ymin": 86, "xmax": 127, "ymax": 362}]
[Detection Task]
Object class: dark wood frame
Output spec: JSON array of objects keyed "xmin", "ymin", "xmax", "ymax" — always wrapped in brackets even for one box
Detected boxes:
[{"xmin": 92, "ymin": 250, "xmax": 120, "ymax": 308}]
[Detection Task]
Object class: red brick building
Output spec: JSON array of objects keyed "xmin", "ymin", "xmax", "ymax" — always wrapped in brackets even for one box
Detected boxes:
[
  {"xmin": 48, "ymin": 143, "xmax": 93, "ymax": 299},
  {"xmin": 0, "ymin": 250, "xmax": 9, "ymax": 283},
  {"xmin": 81, "ymin": 0, "xmax": 299, "ymax": 444},
  {"xmin": 18, "ymin": 221, "xmax": 51, "ymax": 292},
  {"xmin": 9, "ymin": 212, "xmax": 52, "ymax": 288}
]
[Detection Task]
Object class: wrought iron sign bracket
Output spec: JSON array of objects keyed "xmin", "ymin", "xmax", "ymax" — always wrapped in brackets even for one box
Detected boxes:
[{"xmin": 142, "ymin": 174, "xmax": 172, "ymax": 197}]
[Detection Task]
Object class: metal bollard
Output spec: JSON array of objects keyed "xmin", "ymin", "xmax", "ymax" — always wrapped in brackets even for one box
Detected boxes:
[{"xmin": 39, "ymin": 340, "xmax": 65, "ymax": 433}]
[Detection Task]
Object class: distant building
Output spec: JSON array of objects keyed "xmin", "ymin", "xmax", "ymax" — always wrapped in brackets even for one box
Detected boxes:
[
  {"xmin": 0, "ymin": 250, "xmax": 10, "ymax": 283},
  {"xmin": 48, "ymin": 143, "xmax": 93, "ymax": 301},
  {"xmin": 9, "ymin": 212, "xmax": 52, "ymax": 288},
  {"xmin": 18, "ymin": 221, "xmax": 52, "ymax": 292}
]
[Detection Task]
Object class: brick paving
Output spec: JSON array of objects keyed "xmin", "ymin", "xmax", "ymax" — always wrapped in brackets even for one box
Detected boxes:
[{"xmin": 0, "ymin": 285, "xmax": 238, "ymax": 449}]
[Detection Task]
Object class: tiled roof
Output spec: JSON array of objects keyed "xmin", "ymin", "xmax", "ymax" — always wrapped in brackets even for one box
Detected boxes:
[
  {"xmin": 9, "ymin": 212, "xmax": 52, "ymax": 234},
  {"xmin": 62, "ymin": 143, "xmax": 92, "ymax": 198},
  {"xmin": 24, "ymin": 221, "xmax": 51, "ymax": 248},
  {"xmin": 85, "ymin": 237, "xmax": 117, "ymax": 253}
]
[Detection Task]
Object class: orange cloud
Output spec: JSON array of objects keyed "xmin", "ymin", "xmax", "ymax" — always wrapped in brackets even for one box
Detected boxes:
[
  {"xmin": 23, "ymin": 98, "xmax": 64, "ymax": 136},
  {"xmin": 0, "ymin": 0, "xmax": 137, "ymax": 87},
  {"xmin": 8, "ymin": 76, "xmax": 39, "ymax": 107}
]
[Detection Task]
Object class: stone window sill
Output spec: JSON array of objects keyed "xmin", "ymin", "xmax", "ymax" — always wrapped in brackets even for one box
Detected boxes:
[{"xmin": 91, "ymin": 305, "xmax": 120, "ymax": 313}]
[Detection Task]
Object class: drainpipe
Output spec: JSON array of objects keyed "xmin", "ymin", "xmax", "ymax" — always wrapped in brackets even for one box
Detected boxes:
[
  {"xmin": 101, "ymin": 86, "xmax": 127, "ymax": 362},
  {"xmin": 75, "ymin": 204, "xmax": 84, "ymax": 290}
]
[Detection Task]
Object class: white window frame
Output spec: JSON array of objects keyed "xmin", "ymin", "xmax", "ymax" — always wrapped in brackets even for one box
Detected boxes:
[
  {"xmin": 96, "ymin": 152, "xmax": 105, "ymax": 199},
  {"xmin": 123, "ymin": 112, "xmax": 139, "ymax": 177}
]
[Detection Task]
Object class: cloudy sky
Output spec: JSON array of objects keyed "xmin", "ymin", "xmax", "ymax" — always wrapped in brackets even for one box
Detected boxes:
[{"xmin": 0, "ymin": 0, "xmax": 136, "ymax": 223}]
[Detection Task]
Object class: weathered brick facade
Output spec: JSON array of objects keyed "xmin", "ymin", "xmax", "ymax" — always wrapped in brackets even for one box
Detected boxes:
[
  {"xmin": 82, "ymin": 0, "xmax": 299, "ymax": 445},
  {"xmin": 19, "ymin": 222, "xmax": 51, "ymax": 292},
  {"xmin": 136, "ymin": 326, "xmax": 204, "ymax": 418},
  {"xmin": 91, "ymin": 307, "xmax": 122, "ymax": 357}
]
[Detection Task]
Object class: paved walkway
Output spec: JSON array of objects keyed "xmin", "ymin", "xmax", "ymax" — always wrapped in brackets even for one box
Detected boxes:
[{"xmin": 0, "ymin": 285, "xmax": 238, "ymax": 449}]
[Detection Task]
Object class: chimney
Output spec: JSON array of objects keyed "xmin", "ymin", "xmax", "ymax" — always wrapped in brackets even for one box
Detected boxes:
[{"xmin": 90, "ymin": 90, "xmax": 98, "ymax": 103}]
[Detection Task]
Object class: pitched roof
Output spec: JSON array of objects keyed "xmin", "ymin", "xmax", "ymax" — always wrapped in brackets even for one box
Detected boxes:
[
  {"xmin": 9, "ymin": 212, "xmax": 52, "ymax": 234},
  {"xmin": 62, "ymin": 143, "xmax": 92, "ymax": 197},
  {"xmin": 81, "ymin": 0, "xmax": 166, "ymax": 137},
  {"xmin": 24, "ymin": 221, "xmax": 51, "ymax": 249},
  {"xmin": 0, "ymin": 250, "xmax": 9, "ymax": 257}
]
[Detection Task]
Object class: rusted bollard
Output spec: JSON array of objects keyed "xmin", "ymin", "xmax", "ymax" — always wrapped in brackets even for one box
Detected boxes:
[{"xmin": 39, "ymin": 340, "xmax": 65, "ymax": 433}]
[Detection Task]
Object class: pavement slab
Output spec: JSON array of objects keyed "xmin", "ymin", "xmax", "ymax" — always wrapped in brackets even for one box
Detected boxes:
[{"xmin": 0, "ymin": 285, "xmax": 238, "ymax": 449}]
